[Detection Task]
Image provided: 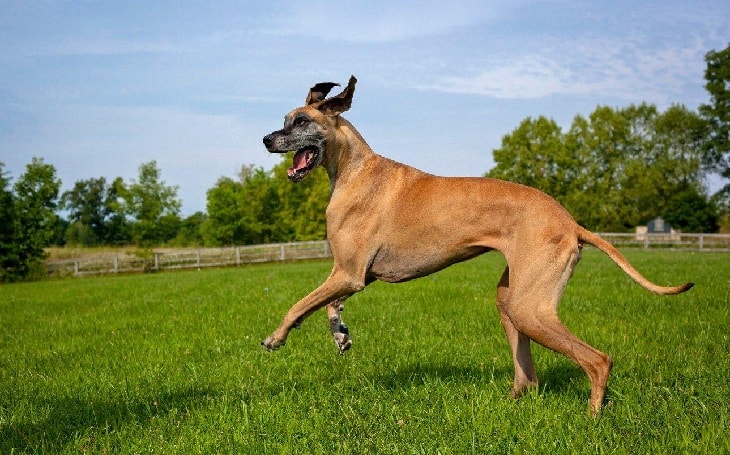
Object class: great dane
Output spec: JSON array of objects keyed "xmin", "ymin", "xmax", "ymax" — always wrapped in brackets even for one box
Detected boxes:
[{"xmin": 261, "ymin": 76, "xmax": 693, "ymax": 414}]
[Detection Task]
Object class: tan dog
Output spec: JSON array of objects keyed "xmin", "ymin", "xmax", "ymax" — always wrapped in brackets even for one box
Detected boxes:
[{"xmin": 261, "ymin": 76, "xmax": 693, "ymax": 414}]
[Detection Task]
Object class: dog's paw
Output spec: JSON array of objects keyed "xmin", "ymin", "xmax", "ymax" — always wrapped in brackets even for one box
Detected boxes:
[
  {"xmin": 261, "ymin": 336, "xmax": 285, "ymax": 352},
  {"xmin": 333, "ymin": 332, "xmax": 352, "ymax": 355}
]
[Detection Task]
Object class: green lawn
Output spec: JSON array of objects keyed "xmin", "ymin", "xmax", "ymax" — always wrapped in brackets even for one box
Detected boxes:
[{"xmin": 1, "ymin": 250, "xmax": 728, "ymax": 453}]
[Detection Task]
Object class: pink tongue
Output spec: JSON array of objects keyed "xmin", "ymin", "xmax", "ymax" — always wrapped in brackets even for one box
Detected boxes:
[{"xmin": 292, "ymin": 150, "xmax": 309, "ymax": 170}]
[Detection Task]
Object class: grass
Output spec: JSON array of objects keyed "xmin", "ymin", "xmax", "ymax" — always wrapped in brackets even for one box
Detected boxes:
[{"xmin": 1, "ymin": 250, "xmax": 728, "ymax": 453}]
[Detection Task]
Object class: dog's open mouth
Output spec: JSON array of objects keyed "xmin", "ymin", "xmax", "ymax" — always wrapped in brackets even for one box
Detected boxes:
[{"xmin": 287, "ymin": 146, "xmax": 320, "ymax": 182}]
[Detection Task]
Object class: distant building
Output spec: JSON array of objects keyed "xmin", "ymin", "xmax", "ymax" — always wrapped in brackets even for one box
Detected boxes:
[
  {"xmin": 636, "ymin": 217, "xmax": 681, "ymax": 240},
  {"xmin": 648, "ymin": 217, "xmax": 671, "ymax": 234}
]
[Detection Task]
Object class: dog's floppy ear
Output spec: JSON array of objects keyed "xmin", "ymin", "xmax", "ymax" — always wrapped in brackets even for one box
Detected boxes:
[
  {"xmin": 316, "ymin": 75, "xmax": 357, "ymax": 116},
  {"xmin": 306, "ymin": 82, "xmax": 340, "ymax": 105}
]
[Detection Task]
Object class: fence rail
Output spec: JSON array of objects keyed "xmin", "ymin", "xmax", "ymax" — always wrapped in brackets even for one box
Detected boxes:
[
  {"xmin": 46, "ymin": 233, "xmax": 729, "ymax": 278},
  {"xmin": 596, "ymin": 233, "xmax": 730, "ymax": 251},
  {"xmin": 46, "ymin": 240, "xmax": 332, "ymax": 278}
]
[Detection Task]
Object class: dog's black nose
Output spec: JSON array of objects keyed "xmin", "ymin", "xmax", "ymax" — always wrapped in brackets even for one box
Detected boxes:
[{"xmin": 262, "ymin": 134, "xmax": 274, "ymax": 148}]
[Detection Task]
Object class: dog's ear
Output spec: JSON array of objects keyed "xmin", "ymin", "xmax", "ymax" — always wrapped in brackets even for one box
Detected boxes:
[
  {"xmin": 306, "ymin": 82, "xmax": 340, "ymax": 105},
  {"xmin": 316, "ymin": 75, "xmax": 357, "ymax": 116}
]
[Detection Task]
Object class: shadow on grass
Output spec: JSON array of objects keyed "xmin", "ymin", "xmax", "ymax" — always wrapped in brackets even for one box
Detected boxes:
[
  {"xmin": 0, "ymin": 386, "xmax": 219, "ymax": 453},
  {"xmin": 370, "ymin": 359, "xmax": 587, "ymax": 397},
  {"xmin": 539, "ymin": 362, "xmax": 587, "ymax": 394},
  {"xmin": 372, "ymin": 361, "xmax": 511, "ymax": 390}
]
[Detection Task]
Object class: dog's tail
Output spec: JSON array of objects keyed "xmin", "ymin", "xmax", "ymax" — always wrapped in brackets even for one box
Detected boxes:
[{"xmin": 577, "ymin": 227, "xmax": 694, "ymax": 295}]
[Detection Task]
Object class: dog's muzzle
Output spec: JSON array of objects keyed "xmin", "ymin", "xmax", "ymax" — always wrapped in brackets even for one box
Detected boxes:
[{"xmin": 263, "ymin": 133, "xmax": 323, "ymax": 182}]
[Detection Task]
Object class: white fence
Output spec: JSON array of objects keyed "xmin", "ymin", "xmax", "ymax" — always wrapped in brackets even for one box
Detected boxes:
[
  {"xmin": 46, "ymin": 241, "xmax": 331, "ymax": 278},
  {"xmin": 596, "ymin": 233, "xmax": 730, "ymax": 251},
  {"xmin": 46, "ymin": 234, "xmax": 729, "ymax": 278}
]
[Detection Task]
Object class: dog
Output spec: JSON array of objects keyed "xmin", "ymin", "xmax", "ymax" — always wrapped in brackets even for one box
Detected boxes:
[{"xmin": 261, "ymin": 76, "xmax": 693, "ymax": 414}]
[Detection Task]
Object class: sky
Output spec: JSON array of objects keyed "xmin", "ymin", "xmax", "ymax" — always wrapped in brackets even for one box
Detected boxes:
[{"xmin": 1, "ymin": 1, "xmax": 728, "ymax": 215}]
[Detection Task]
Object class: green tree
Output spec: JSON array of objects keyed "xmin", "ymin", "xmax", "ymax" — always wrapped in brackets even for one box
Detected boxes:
[
  {"xmin": 121, "ymin": 161, "xmax": 181, "ymax": 246},
  {"xmin": 489, "ymin": 104, "xmax": 713, "ymax": 232},
  {"xmin": 204, "ymin": 165, "xmax": 281, "ymax": 246},
  {"xmin": 568, "ymin": 105, "xmax": 642, "ymax": 231},
  {"xmin": 620, "ymin": 104, "xmax": 709, "ymax": 230},
  {"xmin": 173, "ymin": 211, "xmax": 207, "ymax": 246},
  {"xmin": 489, "ymin": 116, "xmax": 574, "ymax": 198},
  {"xmin": 272, "ymin": 154, "xmax": 329, "ymax": 241},
  {"xmin": 6, "ymin": 158, "xmax": 61, "ymax": 280},
  {"xmin": 204, "ymin": 176, "xmax": 243, "ymax": 245},
  {"xmin": 699, "ymin": 43, "xmax": 730, "ymax": 227},
  {"xmin": 60, "ymin": 177, "xmax": 123, "ymax": 246},
  {"xmin": 0, "ymin": 163, "xmax": 18, "ymax": 280},
  {"xmin": 204, "ymin": 156, "xmax": 330, "ymax": 246},
  {"xmin": 105, "ymin": 177, "xmax": 131, "ymax": 245},
  {"xmin": 663, "ymin": 187, "xmax": 718, "ymax": 233}
]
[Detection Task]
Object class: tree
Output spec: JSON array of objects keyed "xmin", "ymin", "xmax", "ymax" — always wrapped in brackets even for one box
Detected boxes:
[
  {"xmin": 0, "ymin": 163, "xmax": 18, "ymax": 280},
  {"xmin": 272, "ymin": 154, "xmax": 329, "ymax": 241},
  {"xmin": 4, "ymin": 158, "xmax": 62, "ymax": 280},
  {"xmin": 60, "ymin": 177, "xmax": 123, "ymax": 246},
  {"xmin": 489, "ymin": 104, "xmax": 714, "ymax": 232},
  {"xmin": 699, "ymin": 43, "xmax": 730, "ymax": 227},
  {"xmin": 204, "ymin": 155, "xmax": 331, "ymax": 246},
  {"xmin": 121, "ymin": 161, "xmax": 181, "ymax": 246},
  {"xmin": 173, "ymin": 211, "xmax": 207, "ymax": 246},
  {"xmin": 489, "ymin": 116, "xmax": 574, "ymax": 199},
  {"xmin": 105, "ymin": 177, "xmax": 132, "ymax": 245},
  {"xmin": 204, "ymin": 165, "xmax": 281, "ymax": 245},
  {"xmin": 663, "ymin": 187, "xmax": 718, "ymax": 233},
  {"xmin": 620, "ymin": 104, "xmax": 709, "ymax": 230}
]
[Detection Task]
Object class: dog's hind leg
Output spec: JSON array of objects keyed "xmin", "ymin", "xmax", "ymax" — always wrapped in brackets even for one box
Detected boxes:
[
  {"xmin": 507, "ymin": 245, "xmax": 613, "ymax": 415},
  {"xmin": 327, "ymin": 297, "xmax": 353, "ymax": 354},
  {"xmin": 496, "ymin": 266, "xmax": 539, "ymax": 398}
]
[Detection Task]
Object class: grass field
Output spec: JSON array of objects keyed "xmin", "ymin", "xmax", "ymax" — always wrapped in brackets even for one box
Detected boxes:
[{"xmin": 1, "ymin": 250, "xmax": 728, "ymax": 453}]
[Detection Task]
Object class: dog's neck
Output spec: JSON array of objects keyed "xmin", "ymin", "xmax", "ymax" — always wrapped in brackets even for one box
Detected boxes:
[{"xmin": 323, "ymin": 116, "xmax": 377, "ymax": 190}]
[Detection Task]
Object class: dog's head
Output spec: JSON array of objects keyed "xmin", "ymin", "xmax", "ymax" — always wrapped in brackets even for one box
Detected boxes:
[{"xmin": 263, "ymin": 76, "xmax": 356, "ymax": 182}]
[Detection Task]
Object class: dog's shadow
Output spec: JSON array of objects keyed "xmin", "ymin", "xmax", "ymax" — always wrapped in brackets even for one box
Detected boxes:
[
  {"xmin": 369, "ymin": 360, "xmax": 586, "ymax": 397},
  {"xmin": 375, "ymin": 363, "xmax": 505, "ymax": 390}
]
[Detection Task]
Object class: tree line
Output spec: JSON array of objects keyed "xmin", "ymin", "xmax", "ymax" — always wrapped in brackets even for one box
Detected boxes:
[
  {"xmin": 488, "ymin": 103, "xmax": 717, "ymax": 232},
  {"xmin": 487, "ymin": 44, "xmax": 729, "ymax": 232},
  {"xmin": 1, "ymin": 44, "xmax": 728, "ymax": 281}
]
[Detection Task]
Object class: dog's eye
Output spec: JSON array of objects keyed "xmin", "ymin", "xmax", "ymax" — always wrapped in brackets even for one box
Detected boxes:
[{"xmin": 293, "ymin": 116, "xmax": 309, "ymax": 126}]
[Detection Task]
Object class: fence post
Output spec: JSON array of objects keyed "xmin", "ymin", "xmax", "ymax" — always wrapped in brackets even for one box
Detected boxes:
[
  {"xmin": 698, "ymin": 234, "xmax": 704, "ymax": 251},
  {"xmin": 74, "ymin": 260, "xmax": 79, "ymax": 276},
  {"xmin": 236, "ymin": 247, "xmax": 241, "ymax": 265},
  {"xmin": 196, "ymin": 250, "xmax": 201, "ymax": 267},
  {"xmin": 644, "ymin": 235, "xmax": 649, "ymax": 249},
  {"xmin": 280, "ymin": 243, "xmax": 286, "ymax": 261},
  {"xmin": 113, "ymin": 256, "xmax": 118, "ymax": 273},
  {"xmin": 154, "ymin": 253, "xmax": 159, "ymax": 270}
]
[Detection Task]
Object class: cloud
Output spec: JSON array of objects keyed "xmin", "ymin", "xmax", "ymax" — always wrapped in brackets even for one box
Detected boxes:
[
  {"xmin": 419, "ymin": 34, "xmax": 712, "ymax": 106},
  {"xmin": 420, "ymin": 57, "xmax": 573, "ymax": 99}
]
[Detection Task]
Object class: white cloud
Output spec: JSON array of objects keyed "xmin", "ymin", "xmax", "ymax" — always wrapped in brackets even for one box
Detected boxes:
[
  {"xmin": 420, "ymin": 57, "xmax": 574, "ymax": 99},
  {"xmin": 420, "ymin": 34, "xmax": 712, "ymax": 106}
]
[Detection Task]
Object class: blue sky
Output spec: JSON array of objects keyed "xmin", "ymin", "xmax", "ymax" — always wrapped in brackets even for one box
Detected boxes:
[{"xmin": 1, "ymin": 1, "xmax": 728, "ymax": 215}]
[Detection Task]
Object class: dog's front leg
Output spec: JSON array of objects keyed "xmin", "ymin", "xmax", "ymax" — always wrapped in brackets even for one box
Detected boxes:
[
  {"xmin": 262, "ymin": 270, "xmax": 363, "ymax": 351},
  {"xmin": 327, "ymin": 297, "xmax": 352, "ymax": 354}
]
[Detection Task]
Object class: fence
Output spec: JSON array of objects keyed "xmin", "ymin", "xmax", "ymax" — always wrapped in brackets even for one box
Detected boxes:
[
  {"xmin": 596, "ymin": 233, "xmax": 730, "ymax": 251},
  {"xmin": 46, "ymin": 234, "xmax": 729, "ymax": 278},
  {"xmin": 46, "ymin": 241, "xmax": 331, "ymax": 278}
]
